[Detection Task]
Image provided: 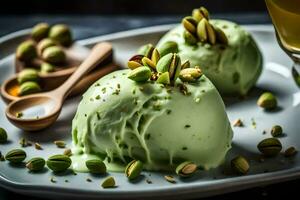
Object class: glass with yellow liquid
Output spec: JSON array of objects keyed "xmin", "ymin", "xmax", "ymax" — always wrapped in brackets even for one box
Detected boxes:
[{"xmin": 265, "ymin": 0, "xmax": 300, "ymax": 86}]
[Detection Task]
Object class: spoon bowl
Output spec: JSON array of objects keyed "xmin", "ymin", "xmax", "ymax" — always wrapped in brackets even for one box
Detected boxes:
[{"xmin": 6, "ymin": 42, "xmax": 113, "ymax": 131}]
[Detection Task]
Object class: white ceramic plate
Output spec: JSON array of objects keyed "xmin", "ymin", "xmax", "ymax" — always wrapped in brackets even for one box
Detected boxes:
[{"xmin": 0, "ymin": 24, "xmax": 299, "ymax": 199}]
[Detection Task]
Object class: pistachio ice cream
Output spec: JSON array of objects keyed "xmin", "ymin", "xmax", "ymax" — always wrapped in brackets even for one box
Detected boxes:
[
  {"xmin": 157, "ymin": 19, "xmax": 263, "ymax": 95},
  {"xmin": 71, "ymin": 69, "xmax": 233, "ymax": 172}
]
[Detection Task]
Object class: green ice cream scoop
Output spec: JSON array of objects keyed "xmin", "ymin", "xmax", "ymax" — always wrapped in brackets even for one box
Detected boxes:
[
  {"xmin": 157, "ymin": 20, "xmax": 263, "ymax": 95},
  {"xmin": 71, "ymin": 69, "xmax": 233, "ymax": 172}
]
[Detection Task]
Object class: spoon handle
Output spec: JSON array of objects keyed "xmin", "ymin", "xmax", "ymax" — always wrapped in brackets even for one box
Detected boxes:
[{"xmin": 52, "ymin": 42, "xmax": 112, "ymax": 100}]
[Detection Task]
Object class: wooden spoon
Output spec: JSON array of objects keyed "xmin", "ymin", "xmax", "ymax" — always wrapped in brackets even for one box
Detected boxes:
[{"xmin": 6, "ymin": 42, "xmax": 113, "ymax": 131}]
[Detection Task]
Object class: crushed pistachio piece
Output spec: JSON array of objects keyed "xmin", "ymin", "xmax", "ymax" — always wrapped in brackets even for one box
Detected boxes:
[
  {"xmin": 233, "ymin": 119, "xmax": 243, "ymax": 127},
  {"xmin": 54, "ymin": 140, "xmax": 66, "ymax": 148},
  {"xmin": 35, "ymin": 142, "xmax": 43, "ymax": 150},
  {"xmin": 164, "ymin": 175, "xmax": 176, "ymax": 183}
]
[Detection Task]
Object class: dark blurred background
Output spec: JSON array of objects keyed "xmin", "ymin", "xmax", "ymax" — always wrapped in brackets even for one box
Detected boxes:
[{"xmin": 0, "ymin": 0, "xmax": 266, "ymax": 15}]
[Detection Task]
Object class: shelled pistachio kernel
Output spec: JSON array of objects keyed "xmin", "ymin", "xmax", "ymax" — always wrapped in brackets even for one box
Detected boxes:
[
  {"xmin": 19, "ymin": 81, "xmax": 41, "ymax": 96},
  {"xmin": 125, "ymin": 160, "xmax": 143, "ymax": 180},
  {"xmin": 46, "ymin": 154, "xmax": 71, "ymax": 172},
  {"xmin": 86, "ymin": 159, "xmax": 106, "ymax": 174},
  {"xmin": 271, "ymin": 125, "xmax": 283, "ymax": 137},
  {"xmin": 26, "ymin": 157, "xmax": 45, "ymax": 172},
  {"xmin": 0, "ymin": 127, "xmax": 8, "ymax": 143},
  {"xmin": 176, "ymin": 161, "xmax": 197, "ymax": 177},
  {"xmin": 127, "ymin": 55, "xmax": 143, "ymax": 70},
  {"xmin": 284, "ymin": 146, "xmax": 298, "ymax": 157},
  {"xmin": 158, "ymin": 41, "xmax": 178, "ymax": 57},
  {"xmin": 128, "ymin": 66, "xmax": 151, "ymax": 82},
  {"xmin": 197, "ymin": 18, "xmax": 216, "ymax": 44},
  {"xmin": 183, "ymin": 30, "xmax": 198, "ymax": 45},
  {"xmin": 5, "ymin": 149, "xmax": 26, "ymax": 163},
  {"xmin": 40, "ymin": 62, "xmax": 55, "ymax": 74},
  {"xmin": 257, "ymin": 92, "xmax": 277, "ymax": 110},
  {"xmin": 192, "ymin": 6, "xmax": 210, "ymax": 22},
  {"xmin": 179, "ymin": 67, "xmax": 202, "ymax": 82},
  {"xmin": 49, "ymin": 24, "xmax": 72, "ymax": 46},
  {"xmin": 137, "ymin": 43, "xmax": 154, "ymax": 58},
  {"xmin": 257, "ymin": 138, "xmax": 282, "ymax": 157},
  {"xmin": 182, "ymin": 16, "xmax": 198, "ymax": 34},
  {"xmin": 156, "ymin": 53, "xmax": 181, "ymax": 82},
  {"xmin": 156, "ymin": 72, "xmax": 170, "ymax": 85},
  {"xmin": 31, "ymin": 23, "xmax": 50, "ymax": 41},
  {"xmin": 101, "ymin": 176, "xmax": 116, "ymax": 188},
  {"xmin": 37, "ymin": 38, "xmax": 56, "ymax": 54},
  {"xmin": 16, "ymin": 40, "xmax": 37, "ymax": 62},
  {"xmin": 231, "ymin": 155, "xmax": 249, "ymax": 175},
  {"xmin": 214, "ymin": 26, "xmax": 228, "ymax": 45},
  {"xmin": 42, "ymin": 46, "xmax": 66, "ymax": 64},
  {"xmin": 17, "ymin": 68, "xmax": 39, "ymax": 84}
]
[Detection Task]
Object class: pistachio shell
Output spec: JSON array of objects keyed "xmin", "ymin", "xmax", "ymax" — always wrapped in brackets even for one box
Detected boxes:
[
  {"xmin": 37, "ymin": 38, "xmax": 57, "ymax": 54},
  {"xmin": 125, "ymin": 160, "xmax": 143, "ymax": 180},
  {"xmin": 42, "ymin": 46, "xmax": 66, "ymax": 64},
  {"xmin": 257, "ymin": 138, "xmax": 282, "ymax": 157},
  {"xmin": 46, "ymin": 154, "xmax": 71, "ymax": 172},
  {"xmin": 26, "ymin": 157, "xmax": 45, "ymax": 172},
  {"xmin": 40, "ymin": 62, "xmax": 55, "ymax": 74},
  {"xmin": 5, "ymin": 149, "xmax": 26, "ymax": 163},
  {"xmin": 127, "ymin": 55, "xmax": 143, "ymax": 70},
  {"xmin": 183, "ymin": 30, "xmax": 198, "ymax": 45},
  {"xmin": 199, "ymin": 7, "xmax": 210, "ymax": 19},
  {"xmin": 138, "ymin": 44, "xmax": 154, "ymax": 58},
  {"xmin": 182, "ymin": 16, "xmax": 197, "ymax": 34},
  {"xmin": 271, "ymin": 125, "xmax": 283, "ymax": 137},
  {"xmin": 19, "ymin": 81, "xmax": 41, "ymax": 96},
  {"xmin": 128, "ymin": 66, "xmax": 151, "ymax": 82},
  {"xmin": 17, "ymin": 68, "xmax": 39, "ymax": 84},
  {"xmin": 206, "ymin": 22, "xmax": 216, "ymax": 45},
  {"xmin": 49, "ymin": 24, "xmax": 72, "ymax": 46},
  {"xmin": 156, "ymin": 72, "xmax": 170, "ymax": 85},
  {"xmin": 0, "ymin": 127, "xmax": 7, "ymax": 143},
  {"xmin": 181, "ymin": 60, "xmax": 190, "ymax": 69},
  {"xmin": 197, "ymin": 19, "xmax": 208, "ymax": 42},
  {"xmin": 214, "ymin": 26, "xmax": 228, "ymax": 45},
  {"xmin": 257, "ymin": 92, "xmax": 277, "ymax": 110},
  {"xmin": 31, "ymin": 23, "xmax": 50, "ymax": 41},
  {"xmin": 158, "ymin": 41, "xmax": 178, "ymax": 57},
  {"xmin": 16, "ymin": 40, "xmax": 37, "ymax": 62},
  {"xmin": 86, "ymin": 159, "xmax": 106, "ymax": 174},
  {"xmin": 169, "ymin": 54, "xmax": 181, "ymax": 81},
  {"xmin": 231, "ymin": 155, "xmax": 249, "ymax": 175},
  {"xmin": 192, "ymin": 9, "xmax": 205, "ymax": 23},
  {"xmin": 101, "ymin": 176, "xmax": 116, "ymax": 188},
  {"xmin": 142, "ymin": 57, "xmax": 156, "ymax": 70},
  {"xmin": 176, "ymin": 161, "xmax": 197, "ymax": 177},
  {"xmin": 151, "ymin": 48, "xmax": 160, "ymax": 65}
]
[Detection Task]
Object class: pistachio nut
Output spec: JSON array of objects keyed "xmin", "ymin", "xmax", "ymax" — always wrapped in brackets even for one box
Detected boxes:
[
  {"xmin": 16, "ymin": 40, "xmax": 37, "ymax": 62},
  {"xmin": 138, "ymin": 43, "xmax": 154, "ymax": 58},
  {"xmin": 127, "ymin": 55, "xmax": 143, "ymax": 70},
  {"xmin": 151, "ymin": 48, "xmax": 160, "ymax": 66},
  {"xmin": 231, "ymin": 155, "xmax": 249, "ymax": 175},
  {"xmin": 192, "ymin": 7, "xmax": 209, "ymax": 22},
  {"xmin": 257, "ymin": 92, "xmax": 277, "ymax": 110},
  {"xmin": 257, "ymin": 138, "xmax": 282, "ymax": 157},
  {"xmin": 0, "ymin": 127, "xmax": 8, "ymax": 143},
  {"xmin": 128, "ymin": 66, "xmax": 151, "ymax": 82},
  {"xmin": 182, "ymin": 16, "xmax": 198, "ymax": 35},
  {"xmin": 19, "ymin": 81, "xmax": 41, "ymax": 96},
  {"xmin": 49, "ymin": 24, "xmax": 72, "ymax": 46},
  {"xmin": 31, "ymin": 23, "xmax": 50, "ymax": 41},
  {"xmin": 156, "ymin": 72, "xmax": 170, "ymax": 85},
  {"xmin": 26, "ymin": 157, "xmax": 45, "ymax": 172},
  {"xmin": 42, "ymin": 46, "xmax": 66, "ymax": 64},
  {"xmin": 214, "ymin": 26, "xmax": 228, "ymax": 45},
  {"xmin": 101, "ymin": 176, "xmax": 116, "ymax": 188},
  {"xmin": 156, "ymin": 53, "xmax": 181, "ymax": 83},
  {"xmin": 175, "ymin": 161, "xmax": 197, "ymax": 177},
  {"xmin": 46, "ymin": 154, "xmax": 71, "ymax": 172},
  {"xmin": 142, "ymin": 57, "xmax": 156, "ymax": 70},
  {"xmin": 37, "ymin": 38, "xmax": 56, "ymax": 54},
  {"xmin": 197, "ymin": 18, "xmax": 216, "ymax": 44},
  {"xmin": 5, "ymin": 149, "xmax": 26, "ymax": 163},
  {"xmin": 17, "ymin": 68, "xmax": 39, "ymax": 84},
  {"xmin": 86, "ymin": 159, "xmax": 106, "ymax": 174},
  {"xmin": 183, "ymin": 30, "xmax": 198, "ymax": 45},
  {"xmin": 40, "ymin": 62, "xmax": 55, "ymax": 74},
  {"xmin": 125, "ymin": 160, "xmax": 143, "ymax": 180},
  {"xmin": 179, "ymin": 67, "xmax": 202, "ymax": 82},
  {"xmin": 158, "ymin": 41, "xmax": 179, "ymax": 57},
  {"xmin": 181, "ymin": 60, "xmax": 190, "ymax": 69},
  {"xmin": 54, "ymin": 140, "xmax": 66, "ymax": 148},
  {"xmin": 284, "ymin": 146, "xmax": 297, "ymax": 157},
  {"xmin": 271, "ymin": 125, "xmax": 283, "ymax": 137}
]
